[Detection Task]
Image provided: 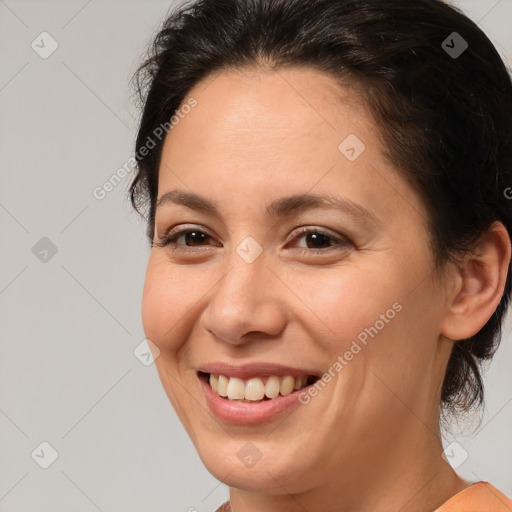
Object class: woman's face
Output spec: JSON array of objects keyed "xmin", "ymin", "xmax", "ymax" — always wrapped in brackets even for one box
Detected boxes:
[{"xmin": 142, "ymin": 66, "xmax": 455, "ymax": 492}]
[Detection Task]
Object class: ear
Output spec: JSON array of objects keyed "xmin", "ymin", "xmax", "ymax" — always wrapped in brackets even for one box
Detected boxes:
[{"xmin": 441, "ymin": 221, "xmax": 511, "ymax": 341}]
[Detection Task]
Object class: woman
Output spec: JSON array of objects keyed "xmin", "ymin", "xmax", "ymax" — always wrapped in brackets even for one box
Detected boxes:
[{"xmin": 129, "ymin": 0, "xmax": 512, "ymax": 510}]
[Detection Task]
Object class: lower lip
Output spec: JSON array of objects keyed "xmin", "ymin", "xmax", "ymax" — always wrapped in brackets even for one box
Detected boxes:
[{"xmin": 200, "ymin": 375, "xmax": 305, "ymax": 424}]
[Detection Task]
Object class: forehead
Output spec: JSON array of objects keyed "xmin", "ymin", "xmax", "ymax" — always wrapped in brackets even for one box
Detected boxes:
[
  {"xmin": 178, "ymin": 65, "xmax": 367, "ymax": 137},
  {"xmin": 156, "ymin": 66, "xmax": 426, "ymax": 229},
  {"xmin": 159, "ymin": 67, "xmax": 373, "ymax": 175}
]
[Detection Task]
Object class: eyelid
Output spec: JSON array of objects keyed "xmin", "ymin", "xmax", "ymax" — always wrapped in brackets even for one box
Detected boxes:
[
  {"xmin": 166, "ymin": 223, "xmax": 212, "ymax": 238},
  {"xmin": 289, "ymin": 225, "xmax": 347, "ymax": 244}
]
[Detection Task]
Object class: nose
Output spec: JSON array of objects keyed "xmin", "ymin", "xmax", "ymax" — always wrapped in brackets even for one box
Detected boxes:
[{"xmin": 201, "ymin": 250, "xmax": 288, "ymax": 346}]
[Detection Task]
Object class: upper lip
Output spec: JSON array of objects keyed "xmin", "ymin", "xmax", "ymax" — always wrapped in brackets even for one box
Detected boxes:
[{"xmin": 197, "ymin": 362, "xmax": 320, "ymax": 379}]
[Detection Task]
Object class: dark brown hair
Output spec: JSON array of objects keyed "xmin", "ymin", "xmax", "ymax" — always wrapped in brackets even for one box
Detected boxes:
[{"xmin": 129, "ymin": 0, "xmax": 512, "ymax": 416}]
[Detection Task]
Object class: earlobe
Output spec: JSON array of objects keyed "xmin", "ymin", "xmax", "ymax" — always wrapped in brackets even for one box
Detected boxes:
[{"xmin": 441, "ymin": 221, "xmax": 511, "ymax": 341}]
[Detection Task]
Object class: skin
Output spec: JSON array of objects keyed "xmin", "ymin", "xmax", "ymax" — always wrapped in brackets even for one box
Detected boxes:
[{"xmin": 141, "ymin": 66, "xmax": 511, "ymax": 512}]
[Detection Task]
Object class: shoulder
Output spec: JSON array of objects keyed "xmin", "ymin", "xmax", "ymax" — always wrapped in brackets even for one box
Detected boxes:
[
  {"xmin": 435, "ymin": 481, "xmax": 512, "ymax": 512},
  {"xmin": 213, "ymin": 484, "xmax": 512, "ymax": 512},
  {"xmin": 214, "ymin": 502, "xmax": 231, "ymax": 512}
]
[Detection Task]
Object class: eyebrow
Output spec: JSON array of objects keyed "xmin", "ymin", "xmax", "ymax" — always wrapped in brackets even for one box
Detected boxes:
[{"xmin": 156, "ymin": 189, "xmax": 380, "ymax": 226}]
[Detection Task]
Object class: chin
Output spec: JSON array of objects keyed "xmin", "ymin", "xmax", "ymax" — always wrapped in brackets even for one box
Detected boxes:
[{"xmin": 193, "ymin": 434, "xmax": 315, "ymax": 494}]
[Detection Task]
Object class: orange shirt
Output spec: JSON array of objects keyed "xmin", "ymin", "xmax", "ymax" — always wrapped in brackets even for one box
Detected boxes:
[
  {"xmin": 434, "ymin": 481, "xmax": 512, "ymax": 512},
  {"xmin": 215, "ymin": 481, "xmax": 512, "ymax": 511}
]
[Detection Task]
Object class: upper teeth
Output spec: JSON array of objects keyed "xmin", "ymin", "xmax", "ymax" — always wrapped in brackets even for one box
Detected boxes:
[{"xmin": 209, "ymin": 374, "xmax": 309, "ymax": 401}]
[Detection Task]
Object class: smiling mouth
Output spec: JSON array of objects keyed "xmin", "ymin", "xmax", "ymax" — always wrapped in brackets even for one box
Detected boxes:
[{"xmin": 198, "ymin": 371, "xmax": 320, "ymax": 402}]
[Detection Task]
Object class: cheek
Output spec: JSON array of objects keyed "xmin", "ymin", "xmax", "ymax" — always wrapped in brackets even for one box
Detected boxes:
[
  {"xmin": 301, "ymin": 256, "xmax": 436, "ymax": 377},
  {"xmin": 295, "ymin": 262, "xmax": 401, "ymax": 346},
  {"xmin": 302, "ymin": 266, "xmax": 437, "ymax": 430},
  {"xmin": 141, "ymin": 255, "xmax": 194, "ymax": 352}
]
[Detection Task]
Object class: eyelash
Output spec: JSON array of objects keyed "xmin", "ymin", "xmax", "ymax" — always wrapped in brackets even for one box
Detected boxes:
[{"xmin": 152, "ymin": 225, "xmax": 351, "ymax": 254}]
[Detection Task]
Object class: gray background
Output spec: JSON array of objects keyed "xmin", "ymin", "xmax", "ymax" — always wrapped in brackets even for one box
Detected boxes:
[{"xmin": 0, "ymin": 1, "xmax": 511, "ymax": 511}]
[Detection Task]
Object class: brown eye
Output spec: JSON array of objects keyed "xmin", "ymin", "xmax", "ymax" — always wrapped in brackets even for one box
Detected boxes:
[
  {"xmin": 153, "ymin": 226, "xmax": 216, "ymax": 249},
  {"xmin": 175, "ymin": 230, "xmax": 210, "ymax": 246},
  {"xmin": 292, "ymin": 227, "xmax": 350, "ymax": 252},
  {"xmin": 302, "ymin": 232, "xmax": 334, "ymax": 249}
]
